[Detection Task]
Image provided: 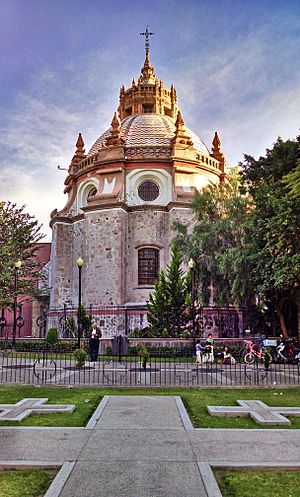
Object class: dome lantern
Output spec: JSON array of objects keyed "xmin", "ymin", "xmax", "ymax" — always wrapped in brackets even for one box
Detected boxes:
[{"xmin": 118, "ymin": 26, "xmax": 179, "ymax": 120}]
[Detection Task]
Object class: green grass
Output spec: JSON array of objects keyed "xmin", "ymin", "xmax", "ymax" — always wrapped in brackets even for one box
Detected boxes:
[
  {"xmin": 0, "ymin": 385, "xmax": 102, "ymax": 427},
  {"xmin": 0, "ymin": 385, "xmax": 300, "ymax": 428},
  {"xmin": 215, "ymin": 469, "xmax": 300, "ymax": 497},
  {"xmin": 0, "ymin": 468, "xmax": 57, "ymax": 497}
]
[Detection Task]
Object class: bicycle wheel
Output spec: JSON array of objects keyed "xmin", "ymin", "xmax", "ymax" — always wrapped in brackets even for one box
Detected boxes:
[{"xmin": 244, "ymin": 353, "xmax": 255, "ymax": 364}]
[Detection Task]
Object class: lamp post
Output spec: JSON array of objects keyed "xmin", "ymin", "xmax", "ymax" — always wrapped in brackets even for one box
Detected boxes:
[
  {"xmin": 188, "ymin": 258, "xmax": 196, "ymax": 347},
  {"xmin": 76, "ymin": 257, "xmax": 84, "ymax": 349},
  {"xmin": 12, "ymin": 260, "xmax": 22, "ymax": 348}
]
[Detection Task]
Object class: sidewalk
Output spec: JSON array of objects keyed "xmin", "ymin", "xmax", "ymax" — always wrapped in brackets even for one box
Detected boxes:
[
  {"xmin": 58, "ymin": 396, "xmax": 208, "ymax": 497},
  {"xmin": 0, "ymin": 395, "xmax": 300, "ymax": 497}
]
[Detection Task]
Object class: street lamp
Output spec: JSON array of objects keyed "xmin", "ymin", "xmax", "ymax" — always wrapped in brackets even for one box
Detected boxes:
[
  {"xmin": 12, "ymin": 260, "xmax": 22, "ymax": 348},
  {"xmin": 188, "ymin": 258, "xmax": 196, "ymax": 347},
  {"xmin": 76, "ymin": 257, "xmax": 84, "ymax": 349}
]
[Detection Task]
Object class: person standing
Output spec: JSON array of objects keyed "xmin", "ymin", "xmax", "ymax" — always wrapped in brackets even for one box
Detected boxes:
[
  {"xmin": 89, "ymin": 322, "xmax": 101, "ymax": 362},
  {"xmin": 195, "ymin": 339, "xmax": 205, "ymax": 366},
  {"xmin": 204, "ymin": 333, "xmax": 214, "ymax": 364}
]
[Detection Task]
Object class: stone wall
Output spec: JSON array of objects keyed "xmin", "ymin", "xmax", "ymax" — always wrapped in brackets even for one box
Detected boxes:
[
  {"xmin": 80, "ymin": 209, "xmax": 127, "ymax": 306},
  {"xmin": 49, "ymin": 223, "xmax": 74, "ymax": 307}
]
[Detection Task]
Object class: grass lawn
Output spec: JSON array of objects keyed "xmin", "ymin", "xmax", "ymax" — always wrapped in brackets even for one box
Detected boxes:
[
  {"xmin": 0, "ymin": 468, "xmax": 57, "ymax": 497},
  {"xmin": 215, "ymin": 469, "xmax": 300, "ymax": 497},
  {"xmin": 0, "ymin": 385, "xmax": 300, "ymax": 428}
]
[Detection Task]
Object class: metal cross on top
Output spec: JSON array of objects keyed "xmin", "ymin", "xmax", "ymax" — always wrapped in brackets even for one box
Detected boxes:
[{"xmin": 140, "ymin": 25, "xmax": 154, "ymax": 55}]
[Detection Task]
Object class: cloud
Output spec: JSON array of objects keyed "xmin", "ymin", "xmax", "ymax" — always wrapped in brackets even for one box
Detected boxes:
[
  {"xmin": 171, "ymin": 17, "xmax": 300, "ymax": 164},
  {"xmin": 0, "ymin": 47, "xmax": 127, "ymax": 239},
  {"xmin": 0, "ymin": 7, "xmax": 299, "ymax": 241}
]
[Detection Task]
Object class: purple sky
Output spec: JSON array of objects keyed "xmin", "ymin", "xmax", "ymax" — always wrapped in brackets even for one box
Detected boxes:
[{"xmin": 1, "ymin": 0, "xmax": 300, "ymax": 239}]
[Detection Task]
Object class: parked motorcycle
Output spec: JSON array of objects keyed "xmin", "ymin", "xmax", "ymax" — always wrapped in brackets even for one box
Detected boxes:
[{"xmin": 271, "ymin": 338, "xmax": 300, "ymax": 363}]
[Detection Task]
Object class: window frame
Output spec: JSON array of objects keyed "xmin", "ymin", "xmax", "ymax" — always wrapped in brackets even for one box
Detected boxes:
[
  {"xmin": 138, "ymin": 180, "xmax": 160, "ymax": 202},
  {"xmin": 138, "ymin": 247, "xmax": 160, "ymax": 285}
]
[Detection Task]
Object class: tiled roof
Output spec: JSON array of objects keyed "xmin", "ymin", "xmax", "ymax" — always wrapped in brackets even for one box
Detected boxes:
[{"xmin": 88, "ymin": 114, "xmax": 209, "ymax": 157}]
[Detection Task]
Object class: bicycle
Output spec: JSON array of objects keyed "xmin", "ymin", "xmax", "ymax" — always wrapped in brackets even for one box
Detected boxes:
[{"xmin": 243, "ymin": 340, "xmax": 272, "ymax": 365}]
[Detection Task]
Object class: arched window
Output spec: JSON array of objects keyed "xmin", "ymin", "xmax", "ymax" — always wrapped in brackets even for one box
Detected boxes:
[
  {"xmin": 138, "ymin": 248, "xmax": 159, "ymax": 285},
  {"xmin": 88, "ymin": 187, "xmax": 97, "ymax": 198},
  {"xmin": 77, "ymin": 181, "xmax": 98, "ymax": 211}
]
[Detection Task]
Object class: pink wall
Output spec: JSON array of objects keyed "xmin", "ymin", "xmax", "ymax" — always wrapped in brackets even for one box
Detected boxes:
[{"xmin": 1, "ymin": 243, "xmax": 51, "ymax": 339}]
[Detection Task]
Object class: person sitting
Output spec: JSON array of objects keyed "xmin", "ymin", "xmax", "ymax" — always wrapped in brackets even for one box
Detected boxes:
[{"xmin": 218, "ymin": 345, "xmax": 236, "ymax": 365}]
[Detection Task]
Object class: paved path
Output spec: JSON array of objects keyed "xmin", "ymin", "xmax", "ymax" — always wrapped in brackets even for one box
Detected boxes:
[{"xmin": 1, "ymin": 395, "xmax": 300, "ymax": 496}]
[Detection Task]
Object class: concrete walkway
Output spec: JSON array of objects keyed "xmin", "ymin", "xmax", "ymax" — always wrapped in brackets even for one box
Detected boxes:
[{"xmin": 1, "ymin": 395, "xmax": 300, "ymax": 496}]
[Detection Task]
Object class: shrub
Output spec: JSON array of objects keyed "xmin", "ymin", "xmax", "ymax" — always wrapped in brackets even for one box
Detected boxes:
[
  {"xmin": 140, "ymin": 346, "xmax": 150, "ymax": 369},
  {"xmin": 73, "ymin": 348, "xmax": 87, "ymax": 368},
  {"xmin": 46, "ymin": 328, "xmax": 60, "ymax": 346},
  {"xmin": 66, "ymin": 316, "xmax": 76, "ymax": 338},
  {"xmin": 12, "ymin": 340, "xmax": 79, "ymax": 353},
  {"xmin": 127, "ymin": 344, "xmax": 194, "ymax": 358}
]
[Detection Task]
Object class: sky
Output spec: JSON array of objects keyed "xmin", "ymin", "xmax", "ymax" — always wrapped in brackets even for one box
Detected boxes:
[{"xmin": 1, "ymin": 0, "xmax": 300, "ymax": 241}]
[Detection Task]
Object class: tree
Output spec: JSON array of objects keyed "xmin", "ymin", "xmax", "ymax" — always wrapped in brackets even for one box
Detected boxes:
[
  {"xmin": 0, "ymin": 201, "xmax": 45, "ymax": 307},
  {"xmin": 165, "ymin": 245, "xmax": 189, "ymax": 336},
  {"xmin": 174, "ymin": 138, "xmax": 300, "ymax": 338},
  {"xmin": 174, "ymin": 168, "xmax": 254, "ymax": 308},
  {"xmin": 147, "ymin": 269, "xmax": 169, "ymax": 336},
  {"xmin": 147, "ymin": 245, "xmax": 189, "ymax": 337},
  {"xmin": 242, "ymin": 136, "xmax": 300, "ymax": 337},
  {"xmin": 282, "ymin": 160, "xmax": 300, "ymax": 198},
  {"xmin": 77, "ymin": 304, "xmax": 92, "ymax": 337}
]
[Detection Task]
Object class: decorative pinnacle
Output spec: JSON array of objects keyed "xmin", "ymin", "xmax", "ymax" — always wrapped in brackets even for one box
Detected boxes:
[
  {"xmin": 211, "ymin": 131, "xmax": 226, "ymax": 173},
  {"xmin": 212, "ymin": 131, "xmax": 221, "ymax": 152},
  {"xmin": 111, "ymin": 112, "xmax": 121, "ymax": 131},
  {"xmin": 140, "ymin": 25, "xmax": 154, "ymax": 57},
  {"xmin": 76, "ymin": 133, "xmax": 85, "ymax": 153},
  {"xmin": 175, "ymin": 111, "xmax": 185, "ymax": 127}
]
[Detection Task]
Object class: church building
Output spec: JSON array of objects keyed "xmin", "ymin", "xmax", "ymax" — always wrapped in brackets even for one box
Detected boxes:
[{"xmin": 49, "ymin": 33, "xmax": 227, "ymax": 314}]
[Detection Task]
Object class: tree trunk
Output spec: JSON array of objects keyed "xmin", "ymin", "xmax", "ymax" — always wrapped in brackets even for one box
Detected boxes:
[{"xmin": 275, "ymin": 304, "xmax": 288, "ymax": 338}]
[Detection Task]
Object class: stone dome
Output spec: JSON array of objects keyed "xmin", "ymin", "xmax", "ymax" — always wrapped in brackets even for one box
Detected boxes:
[{"xmin": 88, "ymin": 114, "xmax": 209, "ymax": 157}]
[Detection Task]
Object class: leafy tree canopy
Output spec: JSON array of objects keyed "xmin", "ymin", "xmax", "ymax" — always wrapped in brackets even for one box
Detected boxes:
[
  {"xmin": 174, "ymin": 167, "xmax": 253, "ymax": 307},
  {"xmin": 0, "ymin": 201, "xmax": 45, "ymax": 307},
  {"xmin": 241, "ymin": 136, "xmax": 300, "ymax": 336},
  {"xmin": 174, "ymin": 136, "xmax": 300, "ymax": 337}
]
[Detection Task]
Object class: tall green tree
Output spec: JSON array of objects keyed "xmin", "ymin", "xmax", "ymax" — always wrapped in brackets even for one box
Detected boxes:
[
  {"xmin": 165, "ymin": 245, "xmax": 188, "ymax": 336},
  {"xmin": 242, "ymin": 136, "xmax": 300, "ymax": 337},
  {"xmin": 147, "ymin": 269, "xmax": 169, "ymax": 336},
  {"xmin": 0, "ymin": 201, "xmax": 45, "ymax": 307},
  {"xmin": 147, "ymin": 246, "xmax": 189, "ymax": 337},
  {"xmin": 174, "ymin": 168, "xmax": 253, "ymax": 308},
  {"xmin": 174, "ymin": 138, "xmax": 300, "ymax": 337}
]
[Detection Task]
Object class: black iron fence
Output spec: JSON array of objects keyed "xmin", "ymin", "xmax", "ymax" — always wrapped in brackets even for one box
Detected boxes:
[
  {"xmin": 1, "ymin": 304, "xmax": 246, "ymax": 339},
  {"xmin": 0, "ymin": 349, "xmax": 299, "ymax": 387}
]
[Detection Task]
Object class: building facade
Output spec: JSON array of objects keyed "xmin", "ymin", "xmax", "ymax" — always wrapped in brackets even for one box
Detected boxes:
[{"xmin": 49, "ymin": 48, "xmax": 227, "ymax": 313}]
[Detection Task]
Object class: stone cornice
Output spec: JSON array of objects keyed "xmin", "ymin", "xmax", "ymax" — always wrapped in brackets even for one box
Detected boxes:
[
  {"xmin": 50, "ymin": 213, "xmax": 84, "ymax": 228},
  {"xmin": 50, "ymin": 201, "xmax": 191, "ymax": 228}
]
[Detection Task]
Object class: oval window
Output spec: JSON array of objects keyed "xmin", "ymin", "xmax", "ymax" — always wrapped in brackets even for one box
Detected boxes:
[{"xmin": 138, "ymin": 181, "xmax": 159, "ymax": 201}]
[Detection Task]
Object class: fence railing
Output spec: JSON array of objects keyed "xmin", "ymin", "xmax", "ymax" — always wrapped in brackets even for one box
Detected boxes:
[
  {"xmin": 1, "ymin": 304, "xmax": 247, "ymax": 339},
  {"xmin": 0, "ymin": 350, "xmax": 299, "ymax": 387}
]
